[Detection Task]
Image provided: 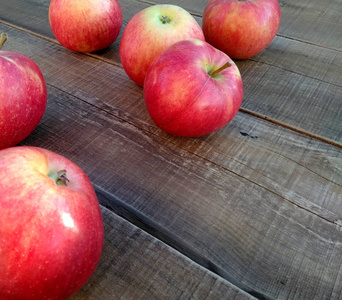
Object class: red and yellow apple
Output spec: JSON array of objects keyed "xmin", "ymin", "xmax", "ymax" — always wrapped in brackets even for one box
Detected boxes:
[
  {"xmin": 202, "ymin": 0, "xmax": 281, "ymax": 59},
  {"xmin": 143, "ymin": 38, "xmax": 243, "ymax": 137},
  {"xmin": 119, "ymin": 4, "xmax": 205, "ymax": 87},
  {"xmin": 0, "ymin": 146, "xmax": 104, "ymax": 300},
  {"xmin": 49, "ymin": 0, "xmax": 123, "ymax": 53},
  {"xmin": 0, "ymin": 33, "xmax": 47, "ymax": 150}
]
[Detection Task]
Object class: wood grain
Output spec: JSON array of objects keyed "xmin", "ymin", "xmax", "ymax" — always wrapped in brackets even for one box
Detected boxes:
[
  {"xmin": 278, "ymin": 0, "xmax": 342, "ymax": 50},
  {"xmin": 70, "ymin": 207, "xmax": 255, "ymax": 300}
]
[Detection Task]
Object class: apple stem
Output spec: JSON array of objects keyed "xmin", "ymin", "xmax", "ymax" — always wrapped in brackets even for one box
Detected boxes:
[
  {"xmin": 48, "ymin": 170, "xmax": 70, "ymax": 186},
  {"xmin": 160, "ymin": 15, "xmax": 171, "ymax": 24},
  {"xmin": 0, "ymin": 33, "xmax": 7, "ymax": 50},
  {"xmin": 209, "ymin": 62, "xmax": 232, "ymax": 76}
]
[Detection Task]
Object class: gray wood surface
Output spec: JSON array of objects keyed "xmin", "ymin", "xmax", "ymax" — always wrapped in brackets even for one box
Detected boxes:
[
  {"xmin": 71, "ymin": 207, "xmax": 255, "ymax": 300},
  {"xmin": 1, "ymin": 0, "xmax": 342, "ymax": 299}
]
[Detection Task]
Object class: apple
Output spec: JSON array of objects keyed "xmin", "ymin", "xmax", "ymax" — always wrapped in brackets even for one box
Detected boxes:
[
  {"xmin": 119, "ymin": 4, "xmax": 205, "ymax": 87},
  {"xmin": 0, "ymin": 33, "xmax": 47, "ymax": 150},
  {"xmin": 0, "ymin": 146, "xmax": 104, "ymax": 300},
  {"xmin": 202, "ymin": 0, "xmax": 281, "ymax": 59},
  {"xmin": 143, "ymin": 38, "xmax": 243, "ymax": 137},
  {"xmin": 49, "ymin": 0, "xmax": 123, "ymax": 53}
]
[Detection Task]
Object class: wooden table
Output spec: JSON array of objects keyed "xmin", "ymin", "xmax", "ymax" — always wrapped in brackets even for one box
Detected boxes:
[{"xmin": 1, "ymin": 0, "xmax": 342, "ymax": 299}]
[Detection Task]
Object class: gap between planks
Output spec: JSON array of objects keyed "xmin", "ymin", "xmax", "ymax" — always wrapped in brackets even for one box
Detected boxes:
[
  {"xmin": 1, "ymin": 19, "xmax": 341, "ymax": 151},
  {"xmin": 95, "ymin": 184, "xmax": 269, "ymax": 300},
  {"xmin": 240, "ymin": 108, "xmax": 342, "ymax": 149},
  {"xmin": 276, "ymin": 33, "xmax": 342, "ymax": 54}
]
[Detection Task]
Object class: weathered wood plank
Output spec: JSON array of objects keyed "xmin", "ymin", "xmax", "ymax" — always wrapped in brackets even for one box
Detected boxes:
[
  {"xmin": 71, "ymin": 206, "xmax": 255, "ymax": 300},
  {"xmin": 278, "ymin": 0, "xmax": 342, "ymax": 50},
  {"xmin": 236, "ymin": 57, "xmax": 342, "ymax": 144},
  {"xmin": 7, "ymin": 27, "xmax": 342, "ymax": 299},
  {"xmin": 250, "ymin": 34, "xmax": 342, "ymax": 88},
  {"xmin": 1, "ymin": 0, "xmax": 341, "ymax": 144},
  {"xmin": 0, "ymin": 0, "xmax": 52, "ymax": 37}
]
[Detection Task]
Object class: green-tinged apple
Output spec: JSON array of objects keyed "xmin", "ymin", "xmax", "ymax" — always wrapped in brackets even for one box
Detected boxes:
[
  {"xmin": 143, "ymin": 38, "xmax": 243, "ymax": 137},
  {"xmin": 202, "ymin": 0, "xmax": 281, "ymax": 59},
  {"xmin": 0, "ymin": 33, "xmax": 47, "ymax": 150},
  {"xmin": 49, "ymin": 0, "xmax": 123, "ymax": 53},
  {"xmin": 0, "ymin": 146, "xmax": 104, "ymax": 300},
  {"xmin": 119, "ymin": 4, "xmax": 205, "ymax": 87}
]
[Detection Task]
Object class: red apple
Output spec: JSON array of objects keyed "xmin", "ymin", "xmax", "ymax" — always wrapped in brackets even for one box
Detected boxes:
[
  {"xmin": 0, "ymin": 146, "xmax": 104, "ymax": 300},
  {"xmin": 0, "ymin": 34, "xmax": 47, "ymax": 150},
  {"xmin": 119, "ymin": 4, "xmax": 205, "ymax": 87},
  {"xmin": 143, "ymin": 38, "xmax": 243, "ymax": 137},
  {"xmin": 202, "ymin": 0, "xmax": 281, "ymax": 59},
  {"xmin": 49, "ymin": 0, "xmax": 123, "ymax": 53}
]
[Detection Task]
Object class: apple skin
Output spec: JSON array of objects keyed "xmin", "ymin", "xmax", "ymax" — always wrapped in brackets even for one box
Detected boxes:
[
  {"xmin": 0, "ymin": 39, "xmax": 47, "ymax": 150},
  {"xmin": 119, "ymin": 4, "xmax": 205, "ymax": 87},
  {"xmin": 49, "ymin": 0, "xmax": 123, "ymax": 53},
  {"xmin": 143, "ymin": 38, "xmax": 243, "ymax": 137},
  {"xmin": 202, "ymin": 0, "xmax": 281, "ymax": 59},
  {"xmin": 0, "ymin": 146, "xmax": 104, "ymax": 300}
]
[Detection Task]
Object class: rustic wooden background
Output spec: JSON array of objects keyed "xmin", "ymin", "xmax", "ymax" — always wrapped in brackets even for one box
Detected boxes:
[{"xmin": 1, "ymin": 0, "xmax": 342, "ymax": 299}]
